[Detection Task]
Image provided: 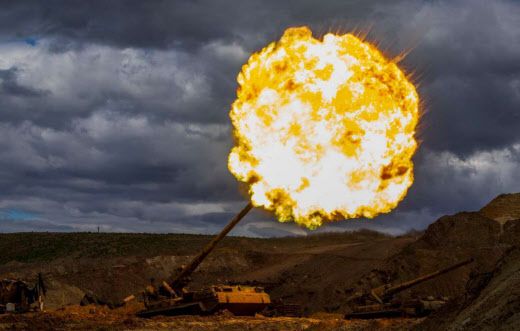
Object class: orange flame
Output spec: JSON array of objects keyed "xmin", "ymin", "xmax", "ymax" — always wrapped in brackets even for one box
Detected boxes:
[{"xmin": 228, "ymin": 27, "xmax": 419, "ymax": 229}]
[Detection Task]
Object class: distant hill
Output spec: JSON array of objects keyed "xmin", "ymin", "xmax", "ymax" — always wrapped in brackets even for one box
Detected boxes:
[{"xmin": 0, "ymin": 230, "xmax": 392, "ymax": 264}]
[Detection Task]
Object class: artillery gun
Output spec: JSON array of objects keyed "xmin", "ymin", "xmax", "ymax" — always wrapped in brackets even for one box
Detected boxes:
[
  {"xmin": 129, "ymin": 203, "xmax": 272, "ymax": 317},
  {"xmin": 345, "ymin": 258, "xmax": 474, "ymax": 319},
  {"xmin": 0, "ymin": 274, "xmax": 46, "ymax": 314}
]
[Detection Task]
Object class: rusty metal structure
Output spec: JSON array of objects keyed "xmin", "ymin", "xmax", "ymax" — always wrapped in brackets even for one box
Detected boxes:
[
  {"xmin": 0, "ymin": 274, "xmax": 46, "ymax": 314},
  {"xmin": 345, "ymin": 258, "xmax": 474, "ymax": 319},
  {"xmin": 133, "ymin": 203, "xmax": 272, "ymax": 317}
]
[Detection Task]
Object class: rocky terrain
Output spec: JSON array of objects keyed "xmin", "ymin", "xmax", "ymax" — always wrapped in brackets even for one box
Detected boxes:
[
  {"xmin": 0, "ymin": 230, "xmax": 413, "ymax": 313},
  {"xmin": 0, "ymin": 192, "xmax": 519, "ymax": 330},
  {"xmin": 410, "ymin": 193, "xmax": 520, "ymax": 331}
]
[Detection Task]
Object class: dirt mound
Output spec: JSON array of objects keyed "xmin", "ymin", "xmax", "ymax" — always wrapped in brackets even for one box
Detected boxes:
[
  {"xmin": 240, "ymin": 237, "xmax": 413, "ymax": 314},
  {"xmin": 416, "ymin": 246, "xmax": 520, "ymax": 331},
  {"xmin": 352, "ymin": 194, "xmax": 520, "ymax": 330},
  {"xmin": 354, "ymin": 212, "xmax": 505, "ymax": 304},
  {"xmin": 480, "ymin": 192, "xmax": 520, "ymax": 225},
  {"xmin": 359, "ymin": 193, "xmax": 520, "ymax": 304},
  {"xmin": 501, "ymin": 218, "xmax": 520, "ymax": 245},
  {"xmin": 417, "ymin": 212, "xmax": 500, "ymax": 251},
  {"xmin": 450, "ymin": 247, "xmax": 520, "ymax": 330}
]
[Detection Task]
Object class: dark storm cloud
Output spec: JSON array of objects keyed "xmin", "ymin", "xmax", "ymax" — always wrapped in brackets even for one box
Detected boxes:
[
  {"xmin": 0, "ymin": 0, "xmax": 396, "ymax": 129},
  {"xmin": 0, "ymin": 0, "xmax": 519, "ymax": 236},
  {"xmin": 0, "ymin": 1, "xmax": 398, "ymax": 50},
  {"xmin": 0, "ymin": 44, "xmax": 229, "ymax": 129},
  {"xmin": 3, "ymin": 0, "xmax": 518, "ymax": 150},
  {"xmin": 0, "ymin": 67, "xmax": 48, "ymax": 97},
  {"xmin": 402, "ymin": 1, "xmax": 520, "ymax": 155}
]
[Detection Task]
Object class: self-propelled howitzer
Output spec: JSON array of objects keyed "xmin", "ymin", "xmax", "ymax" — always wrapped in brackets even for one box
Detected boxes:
[
  {"xmin": 134, "ymin": 203, "xmax": 271, "ymax": 317},
  {"xmin": 345, "ymin": 258, "xmax": 474, "ymax": 319},
  {"xmin": 367, "ymin": 257, "xmax": 474, "ymax": 304}
]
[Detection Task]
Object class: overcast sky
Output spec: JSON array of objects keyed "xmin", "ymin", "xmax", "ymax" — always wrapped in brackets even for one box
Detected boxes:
[{"xmin": 0, "ymin": 0, "xmax": 519, "ymax": 237}]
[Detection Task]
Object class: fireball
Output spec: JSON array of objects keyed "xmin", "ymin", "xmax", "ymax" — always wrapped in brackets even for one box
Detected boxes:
[{"xmin": 228, "ymin": 27, "xmax": 419, "ymax": 229}]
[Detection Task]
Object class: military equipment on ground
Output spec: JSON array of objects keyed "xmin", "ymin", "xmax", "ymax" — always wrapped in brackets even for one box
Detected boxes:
[
  {"xmin": 133, "ymin": 203, "xmax": 272, "ymax": 317},
  {"xmin": 0, "ymin": 274, "xmax": 46, "ymax": 314},
  {"xmin": 345, "ymin": 258, "xmax": 474, "ymax": 319}
]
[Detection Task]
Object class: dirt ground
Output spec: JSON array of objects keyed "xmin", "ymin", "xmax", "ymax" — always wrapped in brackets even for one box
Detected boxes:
[
  {"xmin": 0, "ymin": 305, "xmax": 423, "ymax": 331},
  {"xmin": 0, "ymin": 230, "xmax": 413, "ymax": 314}
]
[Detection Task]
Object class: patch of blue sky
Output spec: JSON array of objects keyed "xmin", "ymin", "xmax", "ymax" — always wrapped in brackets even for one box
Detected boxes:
[
  {"xmin": 24, "ymin": 37, "xmax": 38, "ymax": 46},
  {"xmin": 0, "ymin": 36, "xmax": 39, "ymax": 46},
  {"xmin": 0, "ymin": 208, "xmax": 38, "ymax": 221}
]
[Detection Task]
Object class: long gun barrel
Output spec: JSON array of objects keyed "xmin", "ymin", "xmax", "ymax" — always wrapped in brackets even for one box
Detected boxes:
[
  {"xmin": 370, "ymin": 258, "xmax": 474, "ymax": 303},
  {"xmin": 168, "ymin": 203, "xmax": 253, "ymax": 290}
]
